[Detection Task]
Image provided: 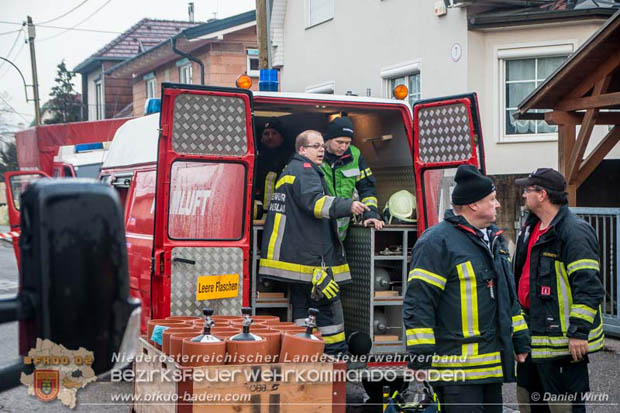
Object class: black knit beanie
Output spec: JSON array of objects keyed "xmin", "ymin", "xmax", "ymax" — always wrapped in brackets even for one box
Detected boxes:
[
  {"xmin": 324, "ymin": 117, "xmax": 354, "ymax": 141},
  {"xmin": 451, "ymin": 164, "xmax": 496, "ymax": 205}
]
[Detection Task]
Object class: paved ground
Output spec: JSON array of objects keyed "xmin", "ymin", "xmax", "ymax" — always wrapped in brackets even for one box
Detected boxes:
[{"xmin": 0, "ymin": 229, "xmax": 619, "ymax": 412}]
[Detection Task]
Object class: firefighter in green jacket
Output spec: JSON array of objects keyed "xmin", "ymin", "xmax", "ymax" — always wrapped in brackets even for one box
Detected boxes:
[
  {"xmin": 320, "ymin": 116, "xmax": 383, "ymax": 241},
  {"xmin": 403, "ymin": 165, "xmax": 530, "ymax": 413}
]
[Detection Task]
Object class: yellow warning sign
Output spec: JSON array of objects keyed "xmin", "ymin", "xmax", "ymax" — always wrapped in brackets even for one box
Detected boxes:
[{"xmin": 196, "ymin": 274, "xmax": 239, "ymax": 300}]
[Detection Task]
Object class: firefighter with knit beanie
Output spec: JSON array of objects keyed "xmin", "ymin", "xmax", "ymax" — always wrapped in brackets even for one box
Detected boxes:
[
  {"xmin": 320, "ymin": 116, "xmax": 383, "ymax": 241},
  {"xmin": 403, "ymin": 164, "xmax": 530, "ymax": 413}
]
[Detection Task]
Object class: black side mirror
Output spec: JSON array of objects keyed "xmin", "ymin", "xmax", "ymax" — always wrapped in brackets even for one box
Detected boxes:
[{"xmin": 0, "ymin": 179, "xmax": 139, "ymax": 391}]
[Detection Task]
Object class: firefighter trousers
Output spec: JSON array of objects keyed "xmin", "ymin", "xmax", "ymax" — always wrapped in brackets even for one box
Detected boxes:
[
  {"xmin": 290, "ymin": 283, "xmax": 348, "ymax": 355},
  {"xmin": 434, "ymin": 383, "xmax": 503, "ymax": 413},
  {"xmin": 518, "ymin": 355, "xmax": 589, "ymax": 413}
]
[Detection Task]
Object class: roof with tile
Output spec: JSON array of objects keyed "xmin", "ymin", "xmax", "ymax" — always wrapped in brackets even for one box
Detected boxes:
[{"xmin": 74, "ymin": 18, "xmax": 199, "ymax": 73}]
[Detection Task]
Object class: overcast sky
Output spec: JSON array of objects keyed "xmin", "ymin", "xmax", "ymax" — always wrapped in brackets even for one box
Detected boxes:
[{"xmin": 0, "ymin": 0, "xmax": 255, "ymax": 129}]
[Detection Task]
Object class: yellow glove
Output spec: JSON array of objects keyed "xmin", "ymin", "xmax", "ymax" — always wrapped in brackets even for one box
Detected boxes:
[{"xmin": 311, "ymin": 267, "xmax": 340, "ymax": 301}]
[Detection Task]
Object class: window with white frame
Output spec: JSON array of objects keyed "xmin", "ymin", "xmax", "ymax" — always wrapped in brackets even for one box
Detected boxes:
[
  {"xmin": 306, "ymin": 0, "xmax": 334, "ymax": 27},
  {"xmin": 497, "ymin": 44, "xmax": 572, "ymax": 140},
  {"xmin": 146, "ymin": 78, "xmax": 156, "ymax": 99},
  {"xmin": 390, "ymin": 74, "xmax": 421, "ymax": 108},
  {"xmin": 95, "ymin": 80, "xmax": 104, "ymax": 120},
  {"xmin": 380, "ymin": 60, "xmax": 421, "ymax": 108},
  {"xmin": 247, "ymin": 49, "xmax": 259, "ymax": 77},
  {"xmin": 179, "ymin": 63, "xmax": 192, "ymax": 84}
]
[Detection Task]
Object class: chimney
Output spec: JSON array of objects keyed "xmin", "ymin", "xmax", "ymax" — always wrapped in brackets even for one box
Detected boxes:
[{"xmin": 188, "ymin": 2, "xmax": 195, "ymax": 22}]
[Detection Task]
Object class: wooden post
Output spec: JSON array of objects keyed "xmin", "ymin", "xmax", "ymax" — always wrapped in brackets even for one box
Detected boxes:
[
  {"xmin": 557, "ymin": 123, "xmax": 575, "ymax": 178},
  {"xmin": 558, "ymin": 123, "xmax": 577, "ymax": 206},
  {"xmin": 256, "ymin": 0, "xmax": 269, "ymax": 69}
]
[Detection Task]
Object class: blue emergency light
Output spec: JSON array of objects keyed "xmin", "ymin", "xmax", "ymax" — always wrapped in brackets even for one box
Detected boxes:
[
  {"xmin": 75, "ymin": 142, "xmax": 104, "ymax": 152},
  {"xmin": 145, "ymin": 98, "xmax": 161, "ymax": 115},
  {"xmin": 259, "ymin": 69, "xmax": 279, "ymax": 92}
]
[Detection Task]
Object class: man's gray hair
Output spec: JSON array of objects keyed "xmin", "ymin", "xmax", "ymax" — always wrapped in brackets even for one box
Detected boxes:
[{"xmin": 295, "ymin": 130, "xmax": 322, "ymax": 152}]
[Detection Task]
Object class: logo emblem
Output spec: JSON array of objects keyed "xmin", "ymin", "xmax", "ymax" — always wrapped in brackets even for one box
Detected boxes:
[
  {"xmin": 34, "ymin": 370, "xmax": 59, "ymax": 402},
  {"xmin": 541, "ymin": 286, "xmax": 551, "ymax": 296}
]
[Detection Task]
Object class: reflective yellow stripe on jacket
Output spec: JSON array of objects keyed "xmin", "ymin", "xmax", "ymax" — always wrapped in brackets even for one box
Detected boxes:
[
  {"xmin": 275, "ymin": 174, "xmax": 295, "ymax": 189},
  {"xmin": 313, "ymin": 195, "xmax": 335, "ymax": 219},
  {"xmin": 457, "ymin": 261, "xmax": 480, "ymax": 338},
  {"xmin": 512, "ymin": 313, "xmax": 528, "ymax": 333},
  {"xmin": 408, "ymin": 268, "xmax": 447, "ymax": 290},
  {"xmin": 566, "ymin": 259, "xmax": 599, "ymax": 275},
  {"xmin": 406, "ymin": 328, "xmax": 435, "ymax": 346}
]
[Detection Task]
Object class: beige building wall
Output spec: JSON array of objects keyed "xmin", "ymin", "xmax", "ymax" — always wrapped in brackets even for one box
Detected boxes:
[
  {"xmin": 280, "ymin": 0, "xmax": 469, "ymax": 99},
  {"xmin": 279, "ymin": 0, "xmax": 616, "ymax": 176},
  {"xmin": 468, "ymin": 21, "xmax": 614, "ymax": 175}
]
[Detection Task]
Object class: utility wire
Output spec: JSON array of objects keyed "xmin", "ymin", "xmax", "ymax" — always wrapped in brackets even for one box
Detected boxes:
[
  {"xmin": 0, "ymin": 20, "xmax": 122, "ymax": 35},
  {"xmin": 0, "ymin": 41, "xmax": 26, "ymax": 81},
  {"xmin": 0, "ymin": 94, "xmax": 29, "ymax": 123},
  {"xmin": 0, "ymin": 30, "xmax": 23, "ymax": 71},
  {"xmin": 38, "ymin": 0, "xmax": 91, "ymax": 25},
  {"xmin": 0, "ymin": 28, "xmax": 22, "ymax": 36},
  {"xmin": 39, "ymin": 0, "xmax": 113, "ymax": 42}
]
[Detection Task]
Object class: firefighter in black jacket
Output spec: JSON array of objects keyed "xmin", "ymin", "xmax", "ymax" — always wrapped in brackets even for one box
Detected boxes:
[
  {"xmin": 403, "ymin": 165, "xmax": 530, "ymax": 413},
  {"xmin": 514, "ymin": 168, "xmax": 604, "ymax": 413},
  {"xmin": 259, "ymin": 130, "xmax": 369, "ymax": 354}
]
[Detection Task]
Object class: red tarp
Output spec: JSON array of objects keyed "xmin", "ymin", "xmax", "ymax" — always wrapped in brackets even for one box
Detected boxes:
[{"xmin": 15, "ymin": 117, "xmax": 133, "ymax": 174}]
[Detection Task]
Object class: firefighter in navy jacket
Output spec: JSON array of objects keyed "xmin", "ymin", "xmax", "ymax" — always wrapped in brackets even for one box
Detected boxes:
[
  {"xmin": 403, "ymin": 165, "xmax": 530, "ymax": 412},
  {"xmin": 514, "ymin": 168, "xmax": 604, "ymax": 412},
  {"xmin": 259, "ymin": 130, "xmax": 369, "ymax": 354}
]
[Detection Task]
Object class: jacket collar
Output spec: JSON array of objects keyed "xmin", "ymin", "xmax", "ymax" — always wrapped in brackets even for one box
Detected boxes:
[
  {"xmin": 523, "ymin": 203, "xmax": 569, "ymax": 233},
  {"xmin": 292, "ymin": 153, "xmax": 324, "ymax": 176},
  {"xmin": 444, "ymin": 209, "xmax": 503, "ymax": 239},
  {"xmin": 324, "ymin": 147, "xmax": 353, "ymax": 167}
]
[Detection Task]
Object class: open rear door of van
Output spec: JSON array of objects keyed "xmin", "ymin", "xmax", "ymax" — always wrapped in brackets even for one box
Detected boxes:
[
  {"xmin": 412, "ymin": 93, "xmax": 487, "ymax": 231},
  {"xmin": 4, "ymin": 171, "xmax": 49, "ymax": 268},
  {"xmin": 152, "ymin": 83, "xmax": 255, "ymax": 319}
]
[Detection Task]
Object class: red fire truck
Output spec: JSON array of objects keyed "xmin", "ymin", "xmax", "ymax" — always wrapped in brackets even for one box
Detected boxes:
[{"xmin": 5, "ymin": 83, "xmax": 486, "ymax": 370}]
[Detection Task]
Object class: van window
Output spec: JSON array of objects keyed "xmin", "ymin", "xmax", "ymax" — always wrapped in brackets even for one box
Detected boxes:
[
  {"xmin": 126, "ymin": 170, "xmax": 156, "ymax": 235},
  {"xmin": 168, "ymin": 161, "xmax": 245, "ymax": 240}
]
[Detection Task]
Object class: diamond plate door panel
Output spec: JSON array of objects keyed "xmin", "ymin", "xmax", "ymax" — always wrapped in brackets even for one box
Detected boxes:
[
  {"xmin": 170, "ymin": 247, "xmax": 243, "ymax": 316},
  {"xmin": 172, "ymin": 93, "xmax": 248, "ymax": 156},
  {"xmin": 417, "ymin": 102, "xmax": 473, "ymax": 164},
  {"xmin": 342, "ymin": 227, "xmax": 372, "ymax": 336}
]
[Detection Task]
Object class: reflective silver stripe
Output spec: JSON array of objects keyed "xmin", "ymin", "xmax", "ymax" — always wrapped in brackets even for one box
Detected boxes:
[
  {"xmin": 321, "ymin": 196, "xmax": 335, "ymax": 218},
  {"xmin": 567, "ymin": 259, "xmax": 599, "ymax": 275},
  {"xmin": 333, "ymin": 270, "xmax": 351, "ymax": 283},
  {"xmin": 457, "ymin": 261, "xmax": 479, "ymax": 338},
  {"xmin": 408, "ymin": 269, "xmax": 447, "ymax": 290},
  {"xmin": 263, "ymin": 171, "xmax": 277, "ymax": 207},
  {"xmin": 337, "ymin": 216, "xmax": 351, "ymax": 236},
  {"xmin": 531, "ymin": 336, "xmax": 568, "ymax": 346},
  {"xmin": 512, "ymin": 317, "xmax": 527, "ymax": 331},
  {"xmin": 294, "ymin": 318, "xmax": 306, "ymax": 326},
  {"xmin": 570, "ymin": 306, "xmax": 596, "ymax": 323},
  {"xmin": 259, "ymin": 266, "xmax": 314, "ymax": 283},
  {"xmin": 272, "ymin": 214, "xmax": 286, "ymax": 261},
  {"xmin": 259, "ymin": 259, "xmax": 351, "ymax": 283},
  {"xmin": 531, "ymin": 347, "xmax": 570, "ymax": 358},
  {"xmin": 406, "ymin": 328, "xmax": 435, "ymax": 346},
  {"xmin": 589, "ymin": 322, "xmax": 604, "ymax": 339},
  {"xmin": 462, "ymin": 343, "xmax": 476, "ymax": 356},
  {"xmin": 429, "ymin": 366, "xmax": 503, "ymax": 381},
  {"xmin": 556, "ymin": 261, "xmax": 571, "ymax": 333},
  {"xmin": 318, "ymin": 323, "xmax": 344, "ymax": 335},
  {"xmin": 432, "ymin": 352, "xmax": 501, "ymax": 367}
]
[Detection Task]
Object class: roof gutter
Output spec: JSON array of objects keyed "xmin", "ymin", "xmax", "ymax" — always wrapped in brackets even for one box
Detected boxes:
[
  {"xmin": 171, "ymin": 36, "xmax": 205, "ymax": 85},
  {"xmin": 469, "ymin": 8, "xmax": 616, "ymax": 30}
]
